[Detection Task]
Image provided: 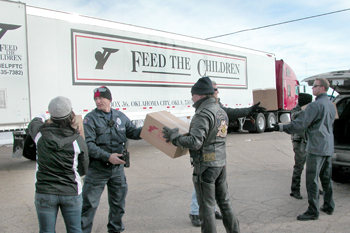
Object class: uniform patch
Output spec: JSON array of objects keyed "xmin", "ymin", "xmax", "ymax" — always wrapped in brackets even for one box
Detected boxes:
[
  {"xmin": 116, "ymin": 118, "xmax": 122, "ymax": 125},
  {"xmin": 216, "ymin": 111, "xmax": 228, "ymax": 137},
  {"xmin": 83, "ymin": 117, "xmax": 90, "ymax": 124},
  {"xmin": 203, "ymin": 152, "xmax": 216, "ymax": 162}
]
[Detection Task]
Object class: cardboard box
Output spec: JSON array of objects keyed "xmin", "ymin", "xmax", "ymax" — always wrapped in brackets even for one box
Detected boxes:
[
  {"xmin": 140, "ymin": 111, "xmax": 189, "ymax": 158},
  {"xmin": 253, "ymin": 88, "xmax": 278, "ymax": 111}
]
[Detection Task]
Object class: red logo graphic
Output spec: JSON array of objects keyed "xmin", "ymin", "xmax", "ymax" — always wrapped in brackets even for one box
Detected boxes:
[
  {"xmin": 148, "ymin": 125, "xmax": 159, "ymax": 132},
  {"xmin": 147, "ymin": 125, "xmax": 165, "ymax": 142}
]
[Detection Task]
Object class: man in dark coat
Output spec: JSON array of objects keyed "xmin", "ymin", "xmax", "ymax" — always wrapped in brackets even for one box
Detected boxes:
[
  {"xmin": 163, "ymin": 77, "xmax": 240, "ymax": 233},
  {"xmin": 188, "ymin": 80, "xmax": 265, "ymax": 227}
]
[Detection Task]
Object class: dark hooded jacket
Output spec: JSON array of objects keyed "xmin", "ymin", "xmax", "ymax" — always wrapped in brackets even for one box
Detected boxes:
[
  {"xmin": 290, "ymin": 93, "xmax": 313, "ymax": 142},
  {"xmin": 28, "ymin": 117, "xmax": 89, "ymax": 196},
  {"xmin": 290, "ymin": 105, "xmax": 306, "ymax": 141}
]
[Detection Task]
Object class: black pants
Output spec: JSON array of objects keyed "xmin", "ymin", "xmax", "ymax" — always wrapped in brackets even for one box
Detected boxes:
[
  {"xmin": 81, "ymin": 164, "xmax": 128, "ymax": 233},
  {"xmin": 291, "ymin": 141, "xmax": 307, "ymax": 195},
  {"xmin": 193, "ymin": 165, "xmax": 240, "ymax": 233},
  {"xmin": 305, "ymin": 153, "xmax": 334, "ymax": 215}
]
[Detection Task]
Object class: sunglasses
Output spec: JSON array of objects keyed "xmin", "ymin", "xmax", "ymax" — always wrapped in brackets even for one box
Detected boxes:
[
  {"xmin": 214, "ymin": 88, "xmax": 218, "ymax": 91},
  {"xmin": 312, "ymin": 85, "xmax": 323, "ymax": 88},
  {"xmin": 93, "ymin": 87, "xmax": 108, "ymax": 93}
]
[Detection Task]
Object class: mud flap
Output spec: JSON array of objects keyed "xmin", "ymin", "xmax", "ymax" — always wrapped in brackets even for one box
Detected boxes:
[{"xmin": 12, "ymin": 131, "xmax": 25, "ymax": 158}]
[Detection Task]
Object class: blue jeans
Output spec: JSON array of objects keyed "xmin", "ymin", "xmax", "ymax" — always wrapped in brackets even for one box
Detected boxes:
[
  {"xmin": 35, "ymin": 192, "xmax": 82, "ymax": 233},
  {"xmin": 191, "ymin": 189, "xmax": 217, "ymax": 215},
  {"xmin": 190, "ymin": 189, "xmax": 200, "ymax": 215}
]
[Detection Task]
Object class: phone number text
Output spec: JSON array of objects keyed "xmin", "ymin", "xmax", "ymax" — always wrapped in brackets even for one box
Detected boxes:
[{"xmin": 0, "ymin": 70, "xmax": 23, "ymax": 75}]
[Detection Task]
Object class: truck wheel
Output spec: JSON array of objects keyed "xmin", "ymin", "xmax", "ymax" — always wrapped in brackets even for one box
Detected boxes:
[
  {"xmin": 249, "ymin": 113, "xmax": 266, "ymax": 133},
  {"xmin": 332, "ymin": 167, "xmax": 350, "ymax": 183},
  {"xmin": 265, "ymin": 113, "xmax": 277, "ymax": 129}
]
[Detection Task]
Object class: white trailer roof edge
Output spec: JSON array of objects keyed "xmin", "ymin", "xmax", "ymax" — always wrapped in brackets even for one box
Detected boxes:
[{"xmin": 25, "ymin": 5, "xmax": 275, "ymax": 58}]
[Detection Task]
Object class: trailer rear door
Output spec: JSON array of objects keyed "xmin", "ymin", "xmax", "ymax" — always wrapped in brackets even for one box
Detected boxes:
[{"xmin": 0, "ymin": 1, "xmax": 30, "ymax": 131}]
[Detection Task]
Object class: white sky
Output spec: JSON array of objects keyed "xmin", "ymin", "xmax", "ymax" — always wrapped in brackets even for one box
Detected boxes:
[{"xmin": 21, "ymin": 0, "xmax": 350, "ymax": 95}]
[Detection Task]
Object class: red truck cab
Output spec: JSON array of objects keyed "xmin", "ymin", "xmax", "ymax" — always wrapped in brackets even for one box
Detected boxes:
[
  {"xmin": 275, "ymin": 60, "xmax": 299, "ymax": 111},
  {"xmin": 242, "ymin": 60, "xmax": 299, "ymax": 133}
]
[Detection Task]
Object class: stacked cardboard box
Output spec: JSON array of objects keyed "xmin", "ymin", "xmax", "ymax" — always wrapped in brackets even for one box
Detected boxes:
[{"xmin": 253, "ymin": 88, "xmax": 278, "ymax": 111}]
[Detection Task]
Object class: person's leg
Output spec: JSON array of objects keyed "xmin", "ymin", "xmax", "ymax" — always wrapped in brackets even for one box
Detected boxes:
[
  {"xmin": 81, "ymin": 168, "xmax": 109, "ymax": 233},
  {"xmin": 189, "ymin": 188, "xmax": 201, "ymax": 227},
  {"xmin": 106, "ymin": 165, "xmax": 128, "ymax": 233},
  {"xmin": 319, "ymin": 156, "xmax": 335, "ymax": 213},
  {"xmin": 35, "ymin": 193, "xmax": 59, "ymax": 233},
  {"xmin": 60, "ymin": 194, "xmax": 83, "ymax": 233},
  {"xmin": 291, "ymin": 141, "xmax": 307, "ymax": 198},
  {"xmin": 216, "ymin": 166, "xmax": 240, "ymax": 233},
  {"xmin": 190, "ymin": 188, "xmax": 199, "ymax": 215},
  {"xmin": 304, "ymin": 154, "xmax": 323, "ymax": 215},
  {"xmin": 199, "ymin": 167, "xmax": 223, "ymax": 233}
]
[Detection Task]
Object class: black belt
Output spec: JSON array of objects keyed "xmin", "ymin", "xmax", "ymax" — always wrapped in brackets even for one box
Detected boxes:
[
  {"xmin": 90, "ymin": 158, "xmax": 120, "ymax": 168},
  {"xmin": 105, "ymin": 162, "xmax": 120, "ymax": 167}
]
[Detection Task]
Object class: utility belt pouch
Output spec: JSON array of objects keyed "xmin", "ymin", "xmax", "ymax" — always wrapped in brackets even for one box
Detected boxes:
[
  {"xmin": 121, "ymin": 150, "xmax": 130, "ymax": 168},
  {"xmin": 120, "ymin": 142, "xmax": 130, "ymax": 168}
]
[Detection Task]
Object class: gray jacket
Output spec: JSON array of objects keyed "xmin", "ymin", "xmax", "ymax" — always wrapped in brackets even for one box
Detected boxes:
[
  {"xmin": 173, "ymin": 97, "xmax": 229, "ymax": 167},
  {"xmin": 280, "ymin": 93, "xmax": 336, "ymax": 156}
]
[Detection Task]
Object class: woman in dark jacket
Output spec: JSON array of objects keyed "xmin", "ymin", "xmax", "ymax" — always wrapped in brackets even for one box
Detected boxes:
[{"xmin": 28, "ymin": 96, "xmax": 89, "ymax": 233}]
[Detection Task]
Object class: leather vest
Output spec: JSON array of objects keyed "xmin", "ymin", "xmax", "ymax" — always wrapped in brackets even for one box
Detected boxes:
[{"xmin": 190, "ymin": 97, "xmax": 229, "ymax": 167}]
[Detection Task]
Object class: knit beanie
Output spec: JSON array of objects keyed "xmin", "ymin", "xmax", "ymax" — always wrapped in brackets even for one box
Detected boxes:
[
  {"xmin": 94, "ymin": 86, "xmax": 112, "ymax": 101},
  {"xmin": 298, "ymin": 93, "xmax": 313, "ymax": 107},
  {"xmin": 191, "ymin": 77, "xmax": 214, "ymax": 95},
  {"xmin": 48, "ymin": 96, "xmax": 72, "ymax": 120}
]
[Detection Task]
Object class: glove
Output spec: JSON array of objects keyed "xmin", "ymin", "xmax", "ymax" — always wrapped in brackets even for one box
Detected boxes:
[
  {"xmin": 272, "ymin": 123, "xmax": 280, "ymax": 131},
  {"xmin": 162, "ymin": 127, "xmax": 180, "ymax": 143},
  {"xmin": 250, "ymin": 102, "xmax": 266, "ymax": 113}
]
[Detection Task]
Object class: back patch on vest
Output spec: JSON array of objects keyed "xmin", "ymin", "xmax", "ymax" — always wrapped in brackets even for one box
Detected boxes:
[
  {"xmin": 216, "ymin": 111, "xmax": 228, "ymax": 137},
  {"xmin": 203, "ymin": 152, "xmax": 216, "ymax": 162}
]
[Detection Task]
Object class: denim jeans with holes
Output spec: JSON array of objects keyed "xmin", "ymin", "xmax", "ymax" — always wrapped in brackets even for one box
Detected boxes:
[{"xmin": 35, "ymin": 192, "xmax": 82, "ymax": 233}]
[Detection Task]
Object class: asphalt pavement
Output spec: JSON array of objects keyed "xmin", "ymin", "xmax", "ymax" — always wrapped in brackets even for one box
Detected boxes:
[{"xmin": 1, "ymin": 131, "xmax": 350, "ymax": 233}]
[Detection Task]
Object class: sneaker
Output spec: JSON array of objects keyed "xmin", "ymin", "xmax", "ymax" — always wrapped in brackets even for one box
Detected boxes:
[
  {"xmin": 297, "ymin": 212, "xmax": 319, "ymax": 221},
  {"xmin": 290, "ymin": 193, "xmax": 302, "ymax": 199},
  {"xmin": 215, "ymin": 211, "xmax": 223, "ymax": 220},
  {"xmin": 320, "ymin": 206, "xmax": 333, "ymax": 215},
  {"xmin": 189, "ymin": 214, "xmax": 201, "ymax": 227}
]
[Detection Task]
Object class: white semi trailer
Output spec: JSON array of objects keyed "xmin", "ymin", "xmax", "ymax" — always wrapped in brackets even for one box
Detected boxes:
[{"xmin": 0, "ymin": 0, "xmax": 299, "ymax": 156}]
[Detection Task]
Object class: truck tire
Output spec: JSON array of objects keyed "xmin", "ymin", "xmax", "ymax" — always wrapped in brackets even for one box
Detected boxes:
[
  {"xmin": 265, "ymin": 113, "xmax": 277, "ymax": 130},
  {"xmin": 249, "ymin": 113, "xmax": 266, "ymax": 133}
]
